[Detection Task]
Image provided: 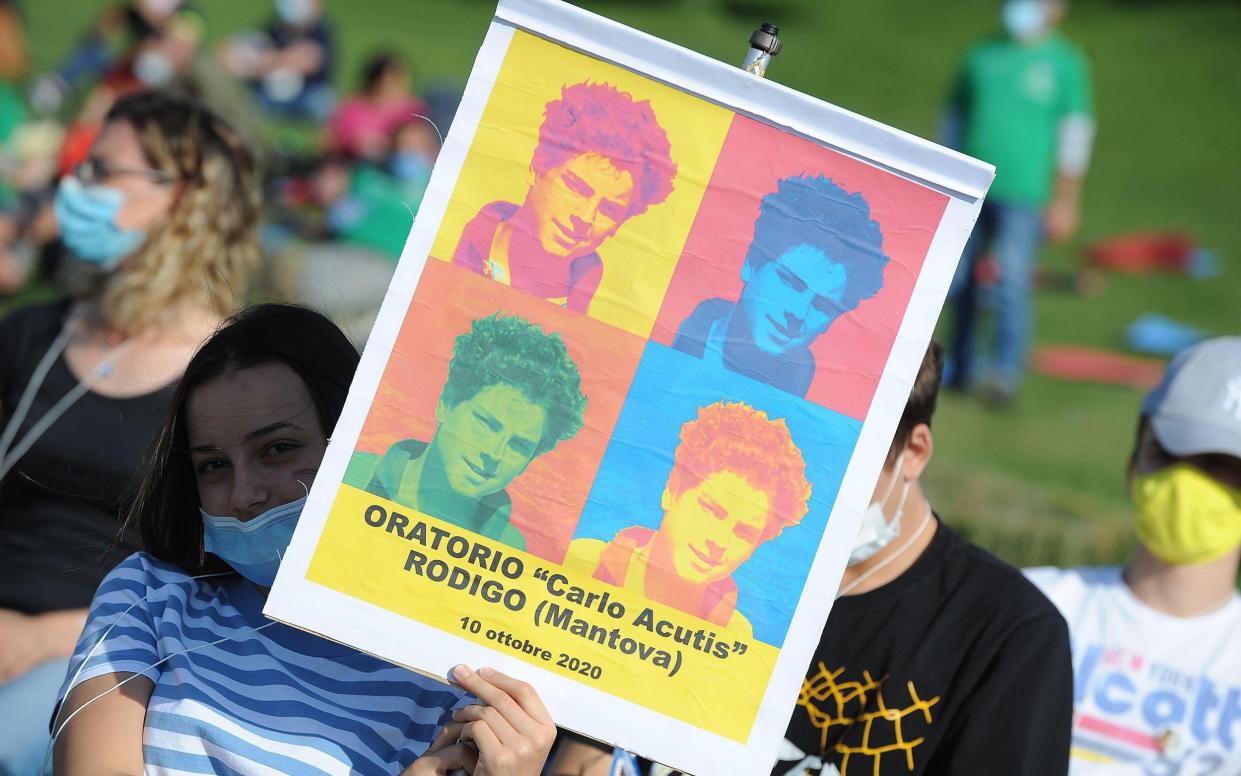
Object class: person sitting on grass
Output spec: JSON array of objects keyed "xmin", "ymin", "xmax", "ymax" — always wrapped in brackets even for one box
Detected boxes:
[{"xmin": 1027, "ymin": 337, "xmax": 1241, "ymax": 775}]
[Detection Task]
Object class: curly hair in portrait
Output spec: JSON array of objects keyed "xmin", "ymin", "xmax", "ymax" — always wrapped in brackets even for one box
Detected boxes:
[
  {"xmin": 439, "ymin": 313, "xmax": 588, "ymax": 456},
  {"xmin": 745, "ymin": 174, "xmax": 889, "ymax": 311},
  {"xmin": 665, "ymin": 401, "xmax": 812, "ymax": 539},
  {"xmin": 531, "ymin": 81, "xmax": 677, "ymax": 218},
  {"xmin": 96, "ymin": 90, "xmax": 261, "ymax": 335}
]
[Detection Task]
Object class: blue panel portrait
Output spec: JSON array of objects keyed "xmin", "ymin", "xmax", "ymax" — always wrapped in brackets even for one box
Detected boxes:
[
  {"xmin": 671, "ymin": 175, "xmax": 889, "ymax": 398},
  {"xmin": 567, "ymin": 342, "xmax": 861, "ymax": 647}
]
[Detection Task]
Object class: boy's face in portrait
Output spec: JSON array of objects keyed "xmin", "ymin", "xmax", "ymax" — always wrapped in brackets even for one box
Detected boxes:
[
  {"xmin": 432, "ymin": 384, "xmax": 548, "ymax": 499},
  {"xmin": 658, "ymin": 471, "xmax": 771, "ymax": 585},
  {"xmin": 737, "ymin": 244, "xmax": 849, "ymax": 356},
  {"xmin": 521, "ymin": 151, "xmax": 636, "ymax": 261}
]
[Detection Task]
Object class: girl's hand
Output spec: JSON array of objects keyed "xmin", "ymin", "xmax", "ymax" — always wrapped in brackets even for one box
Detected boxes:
[
  {"xmin": 402, "ymin": 722, "xmax": 476, "ymax": 775},
  {"xmin": 449, "ymin": 664, "xmax": 557, "ymax": 776}
]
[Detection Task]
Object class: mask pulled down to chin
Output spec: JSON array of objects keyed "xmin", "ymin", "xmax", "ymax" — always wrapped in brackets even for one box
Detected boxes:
[
  {"xmin": 200, "ymin": 496, "xmax": 307, "ymax": 587},
  {"xmin": 849, "ymin": 453, "xmax": 912, "ymax": 566}
]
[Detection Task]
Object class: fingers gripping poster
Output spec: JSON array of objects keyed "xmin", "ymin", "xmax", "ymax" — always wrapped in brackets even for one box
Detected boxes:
[{"xmin": 266, "ymin": 1, "xmax": 994, "ymax": 772}]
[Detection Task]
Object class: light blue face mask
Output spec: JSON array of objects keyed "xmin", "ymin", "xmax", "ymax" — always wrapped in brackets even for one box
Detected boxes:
[
  {"xmin": 1002, "ymin": 0, "xmax": 1049, "ymax": 42},
  {"xmin": 276, "ymin": 0, "xmax": 316, "ymax": 26},
  {"xmin": 201, "ymin": 496, "xmax": 306, "ymax": 587},
  {"xmin": 390, "ymin": 151, "xmax": 434, "ymax": 184},
  {"xmin": 53, "ymin": 176, "xmax": 147, "ymax": 269}
]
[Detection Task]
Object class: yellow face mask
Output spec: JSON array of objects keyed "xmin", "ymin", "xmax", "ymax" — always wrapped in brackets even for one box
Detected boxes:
[{"xmin": 1132, "ymin": 463, "xmax": 1241, "ymax": 566}]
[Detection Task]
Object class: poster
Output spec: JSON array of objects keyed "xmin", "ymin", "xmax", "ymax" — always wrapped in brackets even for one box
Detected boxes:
[{"xmin": 266, "ymin": 0, "xmax": 994, "ymax": 772}]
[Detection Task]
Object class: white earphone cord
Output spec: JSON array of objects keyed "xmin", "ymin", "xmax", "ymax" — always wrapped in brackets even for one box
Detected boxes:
[
  {"xmin": 0, "ymin": 315, "xmax": 135, "ymax": 481},
  {"xmin": 42, "ymin": 572, "xmax": 272, "ymax": 770},
  {"xmin": 0, "ymin": 320, "xmax": 76, "ymax": 467}
]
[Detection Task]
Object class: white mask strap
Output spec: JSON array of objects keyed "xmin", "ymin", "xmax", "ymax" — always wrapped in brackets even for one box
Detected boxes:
[
  {"xmin": 44, "ymin": 572, "xmax": 274, "ymax": 769},
  {"xmin": 879, "ymin": 450, "xmax": 907, "ymax": 507},
  {"xmin": 888, "ymin": 477, "xmax": 913, "ymax": 528}
]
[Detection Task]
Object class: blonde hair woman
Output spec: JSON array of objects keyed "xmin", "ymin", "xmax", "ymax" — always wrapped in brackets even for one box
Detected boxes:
[{"xmin": 0, "ymin": 89, "xmax": 258, "ymax": 773}]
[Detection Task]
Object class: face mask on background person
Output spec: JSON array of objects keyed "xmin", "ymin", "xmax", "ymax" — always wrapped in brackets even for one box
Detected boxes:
[
  {"xmin": 1132, "ymin": 463, "xmax": 1241, "ymax": 566},
  {"xmin": 134, "ymin": 50, "xmax": 176, "ymax": 87},
  {"xmin": 53, "ymin": 176, "xmax": 148, "ymax": 270},
  {"xmin": 140, "ymin": 0, "xmax": 181, "ymax": 18},
  {"xmin": 849, "ymin": 452, "xmax": 912, "ymax": 565},
  {"xmin": 1003, "ymin": 0, "xmax": 1049, "ymax": 42},
  {"xmin": 276, "ymin": 0, "xmax": 316, "ymax": 26},
  {"xmin": 390, "ymin": 151, "xmax": 434, "ymax": 184},
  {"xmin": 201, "ymin": 496, "xmax": 307, "ymax": 587}
]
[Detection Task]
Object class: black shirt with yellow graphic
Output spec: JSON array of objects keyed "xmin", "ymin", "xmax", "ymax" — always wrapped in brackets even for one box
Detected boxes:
[{"xmin": 772, "ymin": 520, "xmax": 1073, "ymax": 776}]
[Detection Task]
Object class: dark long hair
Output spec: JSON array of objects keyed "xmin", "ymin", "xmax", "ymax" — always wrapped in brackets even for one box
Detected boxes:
[{"xmin": 121, "ymin": 304, "xmax": 360, "ymax": 574}]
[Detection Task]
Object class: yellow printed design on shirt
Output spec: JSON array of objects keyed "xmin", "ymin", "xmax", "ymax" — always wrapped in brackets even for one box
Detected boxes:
[{"xmin": 797, "ymin": 662, "xmax": 941, "ymax": 774}]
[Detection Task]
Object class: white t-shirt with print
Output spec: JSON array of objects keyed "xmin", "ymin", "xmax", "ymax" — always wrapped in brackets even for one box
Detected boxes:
[{"xmin": 1026, "ymin": 566, "xmax": 1241, "ymax": 776}]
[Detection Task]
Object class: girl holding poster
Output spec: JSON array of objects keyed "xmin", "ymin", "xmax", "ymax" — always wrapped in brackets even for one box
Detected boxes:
[{"xmin": 49, "ymin": 305, "xmax": 556, "ymax": 776}]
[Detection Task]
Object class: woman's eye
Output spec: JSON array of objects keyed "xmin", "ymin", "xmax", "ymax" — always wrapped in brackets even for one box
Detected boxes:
[
  {"xmin": 264, "ymin": 441, "xmax": 300, "ymax": 457},
  {"xmin": 195, "ymin": 459, "xmax": 226, "ymax": 475}
]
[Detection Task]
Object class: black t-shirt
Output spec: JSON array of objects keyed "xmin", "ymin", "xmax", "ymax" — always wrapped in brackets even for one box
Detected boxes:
[
  {"xmin": 772, "ymin": 520, "xmax": 1073, "ymax": 776},
  {"xmin": 0, "ymin": 299, "xmax": 173, "ymax": 613}
]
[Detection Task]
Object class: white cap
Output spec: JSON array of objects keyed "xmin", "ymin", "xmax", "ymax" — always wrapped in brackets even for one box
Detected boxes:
[{"xmin": 1141, "ymin": 337, "xmax": 1241, "ymax": 459}]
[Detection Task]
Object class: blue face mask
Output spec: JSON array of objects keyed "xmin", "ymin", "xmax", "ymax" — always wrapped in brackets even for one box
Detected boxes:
[
  {"xmin": 1003, "ymin": 0, "xmax": 1049, "ymax": 42},
  {"xmin": 200, "ymin": 496, "xmax": 306, "ymax": 587},
  {"xmin": 53, "ymin": 176, "xmax": 147, "ymax": 269},
  {"xmin": 276, "ymin": 0, "xmax": 316, "ymax": 26},
  {"xmin": 390, "ymin": 152, "xmax": 434, "ymax": 184}
]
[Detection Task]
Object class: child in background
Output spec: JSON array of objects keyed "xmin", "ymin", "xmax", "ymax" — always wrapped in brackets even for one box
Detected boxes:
[
  {"xmin": 319, "ymin": 118, "xmax": 441, "ymax": 260},
  {"xmin": 29, "ymin": 0, "xmax": 205, "ymax": 114},
  {"xmin": 326, "ymin": 52, "xmax": 428, "ymax": 162},
  {"xmin": 220, "ymin": 0, "xmax": 335, "ymax": 121}
]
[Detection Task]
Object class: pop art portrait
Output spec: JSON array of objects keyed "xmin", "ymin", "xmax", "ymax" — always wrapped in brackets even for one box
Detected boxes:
[
  {"xmin": 670, "ymin": 174, "xmax": 890, "ymax": 400},
  {"xmin": 430, "ymin": 31, "xmax": 734, "ymax": 338},
  {"xmin": 347, "ymin": 261, "xmax": 644, "ymax": 559},
  {"xmin": 570, "ymin": 342, "xmax": 861, "ymax": 647},
  {"xmin": 652, "ymin": 115, "xmax": 951, "ymax": 420},
  {"xmin": 273, "ymin": 5, "xmax": 993, "ymax": 768},
  {"xmin": 450, "ymin": 81, "xmax": 678, "ymax": 314}
]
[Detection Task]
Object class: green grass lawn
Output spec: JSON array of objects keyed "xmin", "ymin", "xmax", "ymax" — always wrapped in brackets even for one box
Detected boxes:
[{"xmin": 13, "ymin": 0, "xmax": 1241, "ymax": 568}]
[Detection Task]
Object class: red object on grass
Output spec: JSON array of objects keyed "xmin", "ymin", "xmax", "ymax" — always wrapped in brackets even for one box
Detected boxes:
[
  {"xmin": 1084, "ymin": 231, "xmax": 1197, "ymax": 274},
  {"xmin": 1032, "ymin": 345, "xmax": 1166, "ymax": 390}
]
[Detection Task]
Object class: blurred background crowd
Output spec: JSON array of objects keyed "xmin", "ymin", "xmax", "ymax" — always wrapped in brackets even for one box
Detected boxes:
[{"xmin": 0, "ymin": 0, "xmax": 1237, "ymax": 574}]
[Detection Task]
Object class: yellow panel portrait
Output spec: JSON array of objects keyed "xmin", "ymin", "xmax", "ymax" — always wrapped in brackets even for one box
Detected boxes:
[{"xmin": 431, "ymin": 30, "xmax": 734, "ymax": 338}]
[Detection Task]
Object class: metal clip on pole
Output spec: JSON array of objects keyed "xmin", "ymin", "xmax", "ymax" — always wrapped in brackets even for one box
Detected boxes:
[{"xmin": 741, "ymin": 22, "xmax": 782, "ymax": 78}]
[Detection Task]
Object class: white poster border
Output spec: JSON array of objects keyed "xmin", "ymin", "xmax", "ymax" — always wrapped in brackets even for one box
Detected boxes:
[{"xmin": 267, "ymin": 1, "xmax": 991, "ymax": 773}]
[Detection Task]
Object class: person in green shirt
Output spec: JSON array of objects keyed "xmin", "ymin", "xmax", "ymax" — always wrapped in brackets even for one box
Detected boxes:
[
  {"xmin": 344, "ymin": 313, "xmax": 588, "ymax": 551},
  {"xmin": 326, "ymin": 119, "xmax": 440, "ymax": 261},
  {"xmin": 943, "ymin": 0, "xmax": 1094, "ymax": 404}
]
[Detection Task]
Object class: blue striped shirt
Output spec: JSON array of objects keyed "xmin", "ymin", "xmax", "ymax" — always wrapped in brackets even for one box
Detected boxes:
[{"xmin": 56, "ymin": 553, "xmax": 466, "ymax": 775}]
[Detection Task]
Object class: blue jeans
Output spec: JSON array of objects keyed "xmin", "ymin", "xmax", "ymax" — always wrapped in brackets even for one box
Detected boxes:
[
  {"xmin": 946, "ymin": 201, "xmax": 1044, "ymax": 391},
  {"xmin": 0, "ymin": 658, "xmax": 69, "ymax": 776}
]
